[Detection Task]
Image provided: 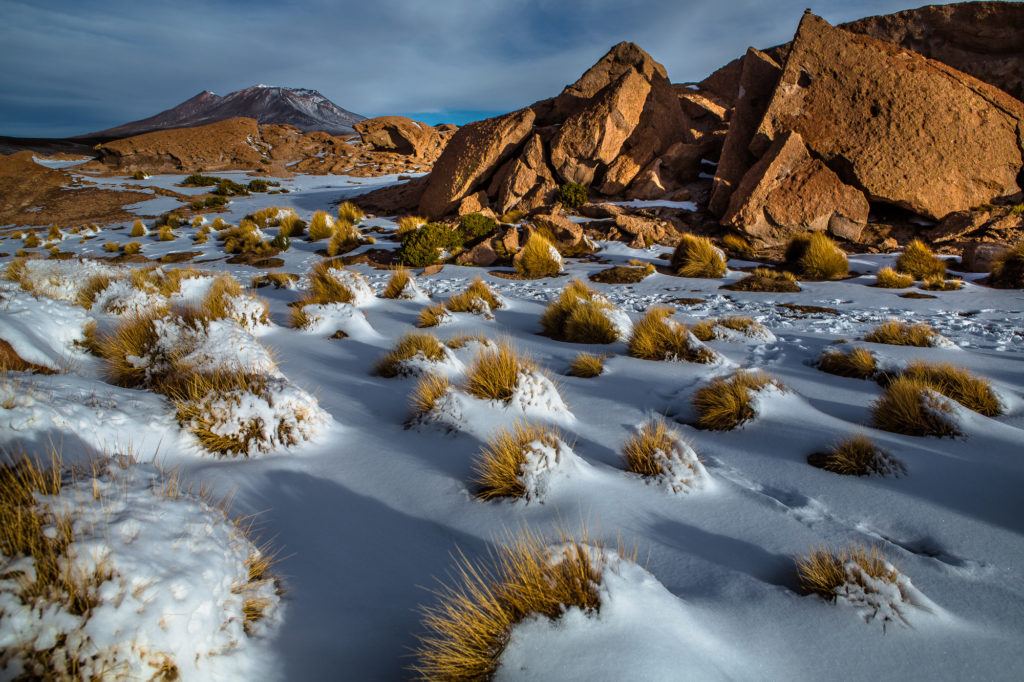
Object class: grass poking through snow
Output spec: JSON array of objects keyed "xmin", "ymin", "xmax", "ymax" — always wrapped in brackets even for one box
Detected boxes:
[{"xmin": 692, "ymin": 371, "xmax": 779, "ymax": 431}]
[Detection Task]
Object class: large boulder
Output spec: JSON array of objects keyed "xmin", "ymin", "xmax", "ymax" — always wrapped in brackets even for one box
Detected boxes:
[
  {"xmin": 707, "ymin": 48, "xmax": 781, "ymax": 216},
  {"xmin": 354, "ymin": 116, "xmax": 441, "ymax": 157},
  {"xmin": 753, "ymin": 12, "xmax": 1024, "ymax": 221},
  {"xmin": 724, "ymin": 131, "xmax": 869, "ymax": 246},
  {"xmin": 487, "ymin": 134, "xmax": 558, "ymax": 214},
  {"xmin": 418, "ymin": 108, "xmax": 535, "ymax": 218}
]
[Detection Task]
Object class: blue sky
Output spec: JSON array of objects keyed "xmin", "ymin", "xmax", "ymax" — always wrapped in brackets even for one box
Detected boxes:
[{"xmin": 0, "ymin": 0, "xmax": 961, "ymax": 137}]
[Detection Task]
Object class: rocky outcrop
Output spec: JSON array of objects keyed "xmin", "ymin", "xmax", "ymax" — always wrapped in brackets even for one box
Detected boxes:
[
  {"xmin": 487, "ymin": 134, "xmax": 557, "ymax": 214},
  {"xmin": 354, "ymin": 116, "xmax": 452, "ymax": 158},
  {"xmin": 752, "ymin": 12, "xmax": 1024, "ymax": 221},
  {"xmin": 723, "ymin": 131, "xmax": 869, "ymax": 246},
  {"xmin": 707, "ymin": 48, "xmax": 781, "ymax": 216},
  {"xmin": 417, "ymin": 108, "xmax": 535, "ymax": 218}
]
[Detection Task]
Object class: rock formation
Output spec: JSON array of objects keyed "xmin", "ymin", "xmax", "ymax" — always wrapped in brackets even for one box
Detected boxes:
[{"xmin": 354, "ymin": 116, "xmax": 452, "ymax": 159}]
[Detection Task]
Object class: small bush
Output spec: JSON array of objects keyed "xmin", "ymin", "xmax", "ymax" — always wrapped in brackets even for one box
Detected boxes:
[
  {"xmin": 417, "ymin": 303, "xmax": 450, "ymax": 328},
  {"xmin": 410, "ymin": 373, "xmax": 450, "ymax": 416},
  {"xmin": 567, "ymin": 352, "xmax": 604, "ymax": 378},
  {"xmin": 895, "ymin": 240, "xmax": 945, "ymax": 280},
  {"xmin": 785, "ymin": 233, "xmax": 848, "ymax": 280},
  {"xmin": 628, "ymin": 307, "xmax": 715, "ymax": 363},
  {"xmin": 864, "ymin": 320, "xmax": 938, "ymax": 347},
  {"xmin": 807, "ymin": 435, "xmax": 902, "ymax": 476},
  {"xmin": 498, "ymin": 209, "xmax": 527, "ymax": 224},
  {"xmin": 398, "ymin": 222, "xmax": 459, "ymax": 267},
  {"xmin": 540, "ymin": 281, "xmax": 621, "ymax": 343},
  {"xmin": 692, "ymin": 371, "xmax": 778, "ymax": 431},
  {"xmin": 337, "ymin": 201, "xmax": 365, "ymax": 224},
  {"xmin": 465, "ymin": 342, "xmax": 534, "ymax": 402},
  {"xmin": 875, "ymin": 266, "xmax": 913, "ymax": 288},
  {"xmin": 308, "ymin": 211, "xmax": 335, "ymax": 241},
  {"xmin": 131, "ymin": 170, "xmax": 148, "ymax": 180},
  {"xmin": 899, "ymin": 361, "xmax": 1001, "ymax": 416},
  {"xmin": 817, "ymin": 347, "xmax": 876, "ymax": 379},
  {"xmin": 589, "ymin": 262, "xmax": 654, "ymax": 284},
  {"xmin": 201, "ymin": 275, "xmax": 269, "ymax": 327},
  {"xmin": 723, "ymin": 267, "xmax": 800, "ymax": 292},
  {"xmin": 557, "ymin": 182, "xmax": 588, "ymax": 211},
  {"xmin": 211, "ymin": 178, "xmax": 249, "ymax": 197},
  {"xmin": 871, "ymin": 376, "xmax": 957, "ymax": 437},
  {"xmin": 129, "ymin": 219, "xmax": 147, "ymax": 237},
  {"xmin": 514, "ymin": 232, "xmax": 562, "ymax": 279},
  {"xmin": 540, "ymin": 280, "xmax": 597, "ymax": 338},
  {"xmin": 458, "ymin": 213, "xmax": 498, "ymax": 244},
  {"xmin": 989, "ymin": 242, "xmax": 1024, "ymax": 288},
  {"xmin": 473, "ymin": 423, "xmax": 564, "ymax": 500},
  {"xmin": 671, "ymin": 234, "xmax": 726, "ymax": 278},
  {"xmin": 796, "ymin": 545, "xmax": 896, "ymax": 600},
  {"xmin": 374, "ymin": 333, "xmax": 447, "ymax": 378}
]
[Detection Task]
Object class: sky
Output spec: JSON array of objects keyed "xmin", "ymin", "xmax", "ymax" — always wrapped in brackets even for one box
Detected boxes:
[{"xmin": 0, "ymin": 0, "xmax": 961, "ymax": 138}]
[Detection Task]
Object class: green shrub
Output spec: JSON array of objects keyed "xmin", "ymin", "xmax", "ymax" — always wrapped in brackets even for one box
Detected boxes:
[
  {"xmin": 398, "ymin": 222, "xmax": 460, "ymax": 267},
  {"xmin": 558, "ymin": 183, "xmax": 588, "ymax": 211},
  {"xmin": 181, "ymin": 173, "xmax": 219, "ymax": 187},
  {"xmin": 247, "ymin": 179, "xmax": 278, "ymax": 193},
  {"xmin": 458, "ymin": 213, "xmax": 497, "ymax": 245}
]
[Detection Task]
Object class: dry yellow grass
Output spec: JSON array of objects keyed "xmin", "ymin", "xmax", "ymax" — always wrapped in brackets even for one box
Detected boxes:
[
  {"xmin": 671, "ymin": 234, "xmax": 726, "ymax": 278},
  {"xmin": 474, "ymin": 423, "xmax": 564, "ymax": 500},
  {"xmin": 308, "ymin": 211, "xmax": 335, "ymax": 241},
  {"xmin": 337, "ymin": 201, "xmax": 365, "ymax": 224},
  {"xmin": 807, "ymin": 435, "xmax": 901, "ymax": 476},
  {"xmin": 410, "ymin": 373, "xmax": 451, "ymax": 416},
  {"xmin": 622, "ymin": 416, "xmax": 684, "ymax": 478},
  {"xmin": 0, "ymin": 339, "xmax": 57, "ymax": 374},
  {"xmin": 417, "ymin": 303, "xmax": 450, "ymax": 328},
  {"xmin": 200, "ymin": 274, "xmax": 269, "ymax": 327},
  {"xmin": 796, "ymin": 545, "xmax": 897, "ymax": 600},
  {"xmin": 539, "ymin": 280, "xmax": 596, "ymax": 337},
  {"xmin": 381, "ymin": 267, "xmax": 413, "ymax": 299},
  {"xmin": 397, "ymin": 215, "xmax": 426, "ymax": 236},
  {"xmin": 96, "ymin": 310, "xmax": 169, "ymax": 387},
  {"xmin": 514, "ymin": 232, "xmax": 562, "ymax": 278},
  {"xmin": 4, "ymin": 257, "xmax": 28, "ymax": 284},
  {"xmin": 23, "ymin": 233, "xmax": 41, "ymax": 248},
  {"xmin": 864, "ymin": 320, "xmax": 938, "ymax": 347},
  {"xmin": 122, "ymin": 242, "xmax": 142, "ymax": 255},
  {"xmin": 875, "ymin": 266, "xmax": 914, "ymax": 288},
  {"xmin": 785, "ymin": 232, "xmax": 848, "ymax": 280},
  {"xmin": 900, "ymin": 361, "xmax": 1001, "ymax": 416},
  {"xmin": 278, "ymin": 213, "xmax": 305, "ymax": 239},
  {"xmin": 76, "ymin": 274, "xmax": 114, "ymax": 309},
  {"xmin": 692, "ymin": 371, "xmax": 778, "ymax": 430},
  {"xmin": 102, "ymin": 241, "xmax": 120, "ymax": 253},
  {"xmin": 817, "ymin": 347, "xmax": 877, "ymax": 379},
  {"xmin": 252, "ymin": 272, "xmax": 299, "ymax": 289},
  {"xmin": 989, "ymin": 241, "xmax": 1024, "ymax": 288},
  {"xmin": 561, "ymin": 299, "xmax": 619, "ymax": 344},
  {"xmin": 896, "ymin": 239, "xmax": 945, "ymax": 280},
  {"xmin": 129, "ymin": 219, "xmax": 147, "ymax": 237},
  {"xmin": 627, "ymin": 307, "xmax": 715, "ymax": 363},
  {"xmin": 567, "ymin": 352, "xmax": 604, "ymax": 378},
  {"xmin": 327, "ymin": 221, "xmax": 361, "ymax": 257},
  {"xmin": 413, "ymin": 529, "xmax": 605, "ymax": 680},
  {"xmin": 724, "ymin": 267, "xmax": 800, "ymax": 292},
  {"xmin": 872, "ymin": 376, "xmax": 958, "ymax": 437},
  {"xmin": 691, "ymin": 316, "xmax": 760, "ymax": 341},
  {"xmin": 446, "ymin": 278, "xmax": 502, "ymax": 315},
  {"xmin": 921, "ymin": 275, "xmax": 962, "ymax": 291},
  {"xmin": 722, "ymin": 233, "xmax": 756, "ymax": 260},
  {"xmin": 156, "ymin": 225, "xmax": 176, "ymax": 242},
  {"xmin": 444, "ymin": 334, "xmax": 490, "ymax": 350},
  {"xmin": 465, "ymin": 342, "xmax": 534, "ymax": 402},
  {"xmin": 374, "ymin": 333, "xmax": 447, "ymax": 377}
]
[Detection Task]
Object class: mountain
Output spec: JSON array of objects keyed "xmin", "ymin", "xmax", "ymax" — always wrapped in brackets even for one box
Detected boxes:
[{"xmin": 82, "ymin": 85, "xmax": 365, "ymax": 139}]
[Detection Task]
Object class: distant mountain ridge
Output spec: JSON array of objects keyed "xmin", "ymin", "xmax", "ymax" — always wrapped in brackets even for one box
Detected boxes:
[{"xmin": 82, "ymin": 85, "xmax": 365, "ymax": 139}]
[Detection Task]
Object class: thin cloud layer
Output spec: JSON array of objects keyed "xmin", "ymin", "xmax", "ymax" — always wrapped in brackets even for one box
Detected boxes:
[{"xmin": 0, "ymin": 0, "xmax": 955, "ymax": 137}]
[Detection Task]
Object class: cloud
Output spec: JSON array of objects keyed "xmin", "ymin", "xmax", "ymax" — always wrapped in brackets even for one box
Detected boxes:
[{"xmin": 0, "ymin": 0, "xmax": 956, "ymax": 137}]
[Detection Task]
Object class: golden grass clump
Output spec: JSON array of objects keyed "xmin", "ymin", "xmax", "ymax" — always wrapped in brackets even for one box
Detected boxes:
[
  {"xmin": 514, "ymin": 232, "xmax": 562, "ymax": 279},
  {"xmin": 337, "ymin": 201, "xmax": 365, "ymax": 224},
  {"xmin": 875, "ymin": 266, "xmax": 914, "ymax": 288},
  {"xmin": 444, "ymin": 277, "xmax": 502, "ymax": 315},
  {"xmin": 75, "ymin": 274, "xmax": 115, "ymax": 309},
  {"xmin": 4, "ymin": 257, "xmax": 28, "ymax": 284},
  {"xmin": 785, "ymin": 232, "xmax": 848, "ymax": 280},
  {"xmin": 200, "ymin": 274, "xmax": 269, "ymax": 327},
  {"xmin": 817, "ymin": 347, "xmax": 877, "ymax": 379},
  {"xmin": 722, "ymin": 233, "xmax": 756, "ymax": 260},
  {"xmin": 410, "ymin": 372, "xmax": 451, "ymax": 416},
  {"xmin": 102, "ymin": 241, "xmax": 120, "ymax": 253},
  {"xmin": 724, "ymin": 267, "xmax": 800, "ymax": 292},
  {"xmin": 989, "ymin": 241, "xmax": 1024, "ymax": 288},
  {"xmin": 0, "ymin": 339, "xmax": 57, "ymax": 373},
  {"xmin": 690, "ymin": 315, "xmax": 763, "ymax": 341},
  {"xmin": 129, "ymin": 219, "xmax": 147, "ymax": 237},
  {"xmin": 382, "ymin": 267, "xmax": 414, "ymax": 299},
  {"xmin": 864, "ymin": 320, "xmax": 939, "ymax": 347},
  {"xmin": 417, "ymin": 303, "xmax": 451, "ymax": 328},
  {"xmin": 278, "ymin": 212, "xmax": 305, "ymax": 238},
  {"xmin": 465, "ymin": 342, "xmax": 534, "ymax": 402},
  {"xmin": 559, "ymin": 297, "xmax": 620, "ymax": 344},
  {"xmin": 23, "ymin": 232, "xmax": 41, "ymax": 248},
  {"xmin": 899, "ymin": 361, "xmax": 1001, "ymax": 416},
  {"xmin": 396, "ymin": 215, "xmax": 426, "ymax": 236},
  {"xmin": 122, "ymin": 242, "xmax": 142, "ymax": 255},
  {"xmin": 290, "ymin": 262, "xmax": 370, "ymax": 322},
  {"xmin": 567, "ymin": 352, "xmax": 604, "ymax": 378},
  {"xmin": 921, "ymin": 275, "xmax": 962, "ymax": 291},
  {"xmin": 473, "ymin": 422, "xmax": 564, "ymax": 500},
  {"xmin": 414, "ymin": 529, "xmax": 606, "ymax": 680},
  {"xmin": 156, "ymin": 225, "xmax": 176, "ymax": 242},
  {"xmin": 796, "ymin": 545, "xmax": 897, "ymax": 600},
  {"xmin": 308, "ymin": 211, "xmax": 335, "ymax": 241},
  {"xmin": 692, "ymin": 370, "xmax": 778, "ymax": 431},
  {"xmin": 895, "ymin": 239, "xmax": 945, "ymax": 280},
  {"xmin": 807, "ymin": 435, "xmax": 902, "ymax": 476},
  {"xmin": 627, "ymin": 307, "xmax": 716, "ymax": 363},
  {"xmin": 539, "ymin": 280, "xmax": 596, "ymax": 338},
  {"xmin": 671, "ymin": 234, "xmax": 726, "ymax": 278},
  {"xmin": 95, "ymin": 310, "xmax": 174, "ymax": 387},
  {"xmin": 588, "ymin": 262, "xmax": 654, "ymax": 284},
  {"xmin": 374, "ymin": 333, "xmax": 447, "ymax": 377},
  {"xmin": 872, "ymin": 376, "xmax": 957, "ymax": 437},
  {"xmin": 622, "ymin": 416, "xmax": 686, "ymax": 479},
  {"xmin": 327, "ymin": 221, "xmax": 361, "ymax": 257}
]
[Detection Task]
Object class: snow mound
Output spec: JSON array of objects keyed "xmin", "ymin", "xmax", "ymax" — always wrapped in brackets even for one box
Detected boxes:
[
  {"xmin": 15, "ymin": 259, "xmax": 118, "ymax": 302},
  {"xmin": 833, "ymin": 559, "xmax": 938, "ymax": 628},
  {"xmin": 0, "ymin": 288, "xmax": 89, "ymax": 370},
  {"xmin": 297, "ymin": 302, "xmax": 378, "ymax": 340},
  {"xmin": 324, "ymin": 267, "xmax": 375, "ymax": 307},
  {"xmin": 395, "ymin": 346, "xmax": 465, "ymax": 379},
  {"xmin": 632, "ymin": 422, "xmax": 711, "ymax": 494},
  {"xmin": 220, "ymin": 292, "xmax": 271, "ymax": 331},
  {"xmin": 701, "ymin": 319, "xmax": 776, "ymax": 343},
  {"xmin": 0, "ymin": 460, "xmax": 279, "ymax": 680},
  {"xmin": 515, "ymin": 435, "xmax": 582, "ymax": 502},
  {"xmin": 90, "ymin": 278, "xmax": 167, "ymax": 316},
  {"xmin": 388, "ymin": 276, "xmax": 429, "ymax": 301}
]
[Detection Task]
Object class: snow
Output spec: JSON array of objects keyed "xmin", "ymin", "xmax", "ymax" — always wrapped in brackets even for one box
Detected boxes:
[
  {"xmin": 608, "ymin": 199, "xmax": 698, "ymax": 211},
  {"xmin": 2, "ymin": 171, "xmax": 1024, "ymax": 679}
]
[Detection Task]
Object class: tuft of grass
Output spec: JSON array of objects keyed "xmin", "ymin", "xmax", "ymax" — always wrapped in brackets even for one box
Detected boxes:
[
  {"xmin": 671, "ymin": 234, "xmax": 726, "ymax": 278},
  {"xmin": 989, "ymin": 242, "xmax": 1024, "ymax": 288},
  {"xmin": 817, "ymin": 347, "xmax": 877, "ymax": 379},
  {"xmin": 539, "ymin": 280, "xmax": 596, "ymax": 338},
  {"xmin": 397, "ymin": 215, "xmax": 427, "ymax": 237},
  {"xmin": 871, "ymin": 376, "xmax": 957, "ymax": 437},
  {"xmin": 76, "ymin": 274, "xmax": 114, "ymax": 309},
  {"xmin": 413, "ymin": 529, "xmax": 606, "ymax": 680},
  {"xmin": 622, "ymin": 416, "xmax": 687, "ymax": 479},
  {"xmin": 474, "ymin": 423, "xmax": 564, "ymax": 500},
  {"xmin": 807, "ymin": 435, "xmax": 902, "ymax": 476},
  {"xmin": 156, "ymin": 225, "xmax": 176, "ymax": 242},
  {"xmin": 252, "ymin": 272, "xmax": 298, "ymax": 289},
  {"xmin": 464, "ymin": 342, "xmax": 534, "ymax": 402},
  {"xmin": 895, "ymin": 239, "xmax": 945, "ymax": 280},
  {"xmin": 690, "ymin": 316, "xmax": 762, "ymax": 341},
  {"xmin": 278, "ymin": 213, "xmax": 305, "ymax": 239},
  {"xmin": 796, "ymin": 545, "xmax": 896, "ymax": 600},
  {"xmin": 308, "ymin": 211, "xmax": 335, "ymax": 241},
  {"xmin": 864, "ymin": 320, "xmax": 938, "ymax": 347},
  {"xmin": 588, "ymin": 262, "xmax": 654, "ymax": 284},
  {"xmin": 95, "ymin": 311, "xmax": 168, "ymax": 387},
  {"xmin": 327, "ymin": 221, "xmax": 361, "ymax": 257},
  {"xmin": 875, "ymin": 266, "xmax": 913, "ymax": 288},
  {"xmin": 562, "ymin": 300, "xmax": 620, "ymax": 344},
  {"xmin": 410, "ymin": 373, "xmax": 451, "ymax": 416},
  {"xmin": 374, "ymin": 333, "xmax": 447, "ymax": 378},
  {"xmin": 723, "ymin": 267, "xmax": 800, "ymax": 292},
  {"xmin": 785, "ymin": 232, "xmax": 848, "ymax": 281},
  {"xmin": 462, "ymin": 277, "xmax": 502, "ymax": 310},
  {"xmin": 514, "ymin": 232, "xmax": 562, "ymax": 279},
  {"xmin": 382, "ymin": 267, "xmax": 414, "ymax": 299},
  {"xmin": 201, "ymin": 274, "xmax": 269, "ymax": 327},
  {"xmin": 567, "ymin": 352, "xmax": 604, "ymax": 378},
  {"xmin": 722, "ymin": 234, "xmax": 756, "ymax": 260},
  {"xmin": 24, "ymin": 232, "xmax": 41, "ymax": 248},
  {"xmin": 417, "ymin": 303, "xmax": 450, "ymax": 328},
  {"xmin": 102, "ymin": 241, "xmax": 120, "ymax": 253},
  {"xmin": 122, "ymin": 242, "xmax": 142, "ymax": 255},
  {"xmin": 337, "ymin": 201, "xmax": 365, "ymax": 224},
  {"xmin": 129, "ymin": 219, "xmax": 147, "ymax": 237},
  {"xmin": 920, "ymin": 275, "xmax": 962, "ymax": 291},
  {"xmin": 692, "ymin": 370, "xmax": 778, "ymax": 431},
  {"xmin": 899, "ymin": 361, "xmax": 1001, "ymax": 416},
  {"xmin": 627, "ymin": 307, "xmax": 715, "ymax": 363}
]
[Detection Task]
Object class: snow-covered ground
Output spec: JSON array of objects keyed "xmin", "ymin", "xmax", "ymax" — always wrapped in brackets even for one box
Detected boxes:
[{"xmin": 2, "ymin": 172, "xmax": 1023, "ymax": 680}]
